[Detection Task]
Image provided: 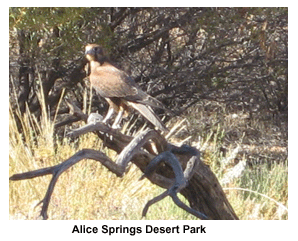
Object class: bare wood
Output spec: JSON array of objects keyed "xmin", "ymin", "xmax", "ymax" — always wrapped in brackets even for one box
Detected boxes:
[
  {"xmin": 10, "ymin": 149, "xmax": 123, "ymax": 219},
  {"xmin": 54, "ymin": 101, "xmax": 89, "ymax": 129},
  {"xmin": 140, "ymin": 150, "xmax": 208, "ymax": 220},
  {"xmin": 115, "ymin": 129, "xmax": 168, "ymax": 170},
  {"xmin": 10, "ymin": 114, "xmax": 239, "ymax": 220}
]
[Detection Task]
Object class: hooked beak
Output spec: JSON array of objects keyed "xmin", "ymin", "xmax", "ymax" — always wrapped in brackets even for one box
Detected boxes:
[
  {"xmin": 85, "ymin": 46, "xmax": 96, "ymax": 61},
  {"xmin": 85, "ymin": 48, "xmax": 95, "ymax": 56}
]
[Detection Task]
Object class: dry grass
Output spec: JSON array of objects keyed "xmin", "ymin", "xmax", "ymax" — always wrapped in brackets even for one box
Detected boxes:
[
  {"xmin": 9, "ymin": 90, "xmax": 288, "ymax": 220},
  {"xmin": 9, "ymin": 102, "xmax": 158, "ymax": 220}
]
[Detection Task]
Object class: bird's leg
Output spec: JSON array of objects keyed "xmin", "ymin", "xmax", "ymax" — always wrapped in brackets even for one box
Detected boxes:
[
  {"xmin": 103, "ymin": 106, "xmax": 115, "ymax": 124},
  {"xmin": 112, "ymin": 106, "xmax": 124, "ymax": 129}
]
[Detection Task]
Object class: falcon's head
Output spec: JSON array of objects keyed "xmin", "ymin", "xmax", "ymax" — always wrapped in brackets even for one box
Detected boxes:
[{"xmin": 85, "ymin": 44, "xmax": 106, "ymax": 62}]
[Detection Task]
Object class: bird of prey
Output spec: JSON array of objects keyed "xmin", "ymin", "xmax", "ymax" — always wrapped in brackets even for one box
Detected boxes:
[{"xmin": 85, "ymin": 43, "xmax": 171, "ymax": 132}]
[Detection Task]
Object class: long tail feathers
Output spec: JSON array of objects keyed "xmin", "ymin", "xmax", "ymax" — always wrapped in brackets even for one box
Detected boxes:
[
  {"xmin": 136, "ymin": 96, "xmax": 175, "ymax": 116},
  {"xmin": 125, "ymin": 91, "xmax": 175, "ymax": 116},
  {"xmin": 128, "ymin": 102, "xmax": 168, "ymax": 132}
]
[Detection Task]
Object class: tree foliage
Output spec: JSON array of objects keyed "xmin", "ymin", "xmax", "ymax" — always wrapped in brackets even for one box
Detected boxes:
[{"xmin": 9, "ymin": 7, "xmax": 288, "ymax": 128}]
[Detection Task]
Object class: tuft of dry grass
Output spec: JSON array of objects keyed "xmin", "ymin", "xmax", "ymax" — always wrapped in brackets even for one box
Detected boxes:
[
  {"xmin": 9, "ymin": 95, "xmax": 159, "ymax": 219},
  {"xmin": 185, "ymin": 100, "xmax": 288, "ymax": 220},
  {"xmin": 9, "ymin": 87, "xmax": 288, "ymax": 220}
]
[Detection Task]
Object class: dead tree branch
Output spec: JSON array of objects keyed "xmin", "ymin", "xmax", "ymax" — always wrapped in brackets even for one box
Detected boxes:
[
  {"xmin": 140, "ymin": 150, "xmax": 208, "ymax": 220},
  {"xmin": 10, "ymin": 114, "xmax": 239, "ymax": 220}
]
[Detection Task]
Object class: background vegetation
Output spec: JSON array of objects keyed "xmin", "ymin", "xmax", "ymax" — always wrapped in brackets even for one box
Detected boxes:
[{"xmin": 9, "ymin": 7, "xmax": 288, "ymax": 220}]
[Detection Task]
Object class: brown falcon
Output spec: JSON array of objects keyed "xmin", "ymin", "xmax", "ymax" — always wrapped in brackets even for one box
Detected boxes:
[{"xmin": 85, "ymin": 43, "xmax": 171, "ymax": 132}]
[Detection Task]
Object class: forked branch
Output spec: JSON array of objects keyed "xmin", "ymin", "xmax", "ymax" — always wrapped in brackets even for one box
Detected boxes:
[
  {"xmin": 140, "ymin": 150, "xmax": 208, "ymax": 220},
  {"xmin": 10, "ymin": 149, "xmax": 121, "ymax": 219},
  {"xmin": 10, "ymin": 114, "xmax": 239, "ymax": 220}
]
